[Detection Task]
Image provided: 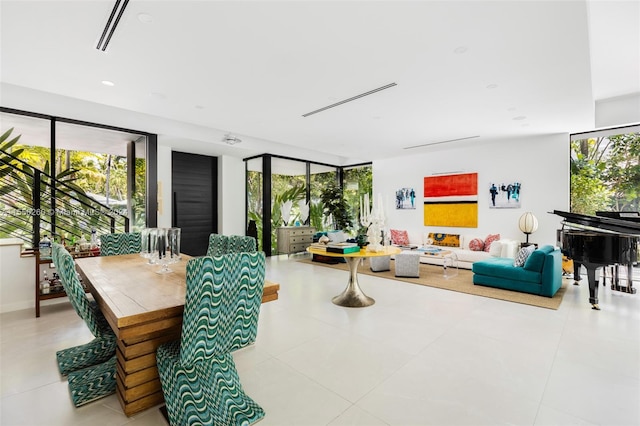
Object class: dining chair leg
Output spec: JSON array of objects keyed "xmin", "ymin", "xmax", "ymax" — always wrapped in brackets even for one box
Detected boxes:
[
  {"xmin": 56, "ymin": 335, "xmax": 117, "ymax": 376},
  {"xmin": 67, "ymin": 355, "xmax": 117, "ymax": 407}
]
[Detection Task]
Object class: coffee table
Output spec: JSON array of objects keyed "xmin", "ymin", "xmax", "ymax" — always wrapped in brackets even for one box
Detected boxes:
[
  {"xmin": 418, "ymin": 246, "xmax": 459, "ymax": 278},
  {"xmin": 306, "ymin": 246, "xmax": 401, "ymax": 307}
]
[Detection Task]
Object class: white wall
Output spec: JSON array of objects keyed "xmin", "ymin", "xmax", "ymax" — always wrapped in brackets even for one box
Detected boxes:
[
  {"xmin": 595, "ymin": 93, "xmax": 640, "ymax": 128},
  {"xmin": 218, "ymin": 155, "xmax": 246, "ymax": 235},
  {"xmin": 373, "ymin": 133, "xmax": 570, "ymax": 247},
  {"xmin": 157, "ymin": 144, "xmax": 173, "ymax": 228},
  {"xmin": 0, "ymin": 239, "xmax": 65, "ymax": 313}
]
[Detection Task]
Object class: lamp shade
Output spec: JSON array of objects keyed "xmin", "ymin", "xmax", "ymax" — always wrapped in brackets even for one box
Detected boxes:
[{"xmin": 518, "ymin": 212, "xmax": 539, "ymax": 234}]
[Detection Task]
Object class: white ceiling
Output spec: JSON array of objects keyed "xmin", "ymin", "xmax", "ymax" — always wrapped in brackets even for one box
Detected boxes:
[{"xmin": 1, "ymin": 0, "xmax": 638, "ymax": 164}]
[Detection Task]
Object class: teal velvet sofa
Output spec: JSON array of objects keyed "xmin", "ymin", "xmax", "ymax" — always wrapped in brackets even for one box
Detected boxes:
[{"xmin": 472, "ymin": 245, "xmax": 562, "ymax": 297}]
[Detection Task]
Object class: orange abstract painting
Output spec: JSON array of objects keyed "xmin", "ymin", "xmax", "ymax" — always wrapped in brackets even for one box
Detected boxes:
[{"xmin": 424, "ymin": 172, "xmax": 478, "ymax": 227}]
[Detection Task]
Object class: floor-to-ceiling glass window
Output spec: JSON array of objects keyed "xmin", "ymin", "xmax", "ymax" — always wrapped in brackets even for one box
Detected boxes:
[
  {"xmin": 246, "ymin": 157, "xmax": 265, "ymax": 251},
  {"xmin": 0, "ymin": 107, "xmax": 156, "ymax": 247},
  {"xmin": 570, "ymin": 124, "xmax": 640, "ymax": 214},
  {"xmin": 244, "ymin": 154, "xmax": 370, "ymax": 256},
  {"xmin": 0, "ymin": 111, "xmax": 51, "ymax": 244},
  {"xmin": 309, "ymin": 164, "xmax": 338, "ymax": 231},
  {"xmin": 271, "ymin": 158, "xmax": 307, "ymax": 254},
  {"xmin": 343, "ymin": 164, "xmax": 373, "ymax": 234},
  {"xmin": 131, "ymin": 137, "xmax": 147, "ymax": 230}
]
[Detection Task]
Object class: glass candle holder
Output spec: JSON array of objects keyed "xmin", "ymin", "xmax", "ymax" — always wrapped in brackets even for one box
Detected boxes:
[{"xmin": 166, "ymin": 227, "xmax": 181, "ymax": 264}]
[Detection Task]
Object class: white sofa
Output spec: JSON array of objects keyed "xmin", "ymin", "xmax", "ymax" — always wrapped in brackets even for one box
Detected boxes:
[{"xmin": 392, "ymin": 232, "xmax": 520, "ymax": 269}]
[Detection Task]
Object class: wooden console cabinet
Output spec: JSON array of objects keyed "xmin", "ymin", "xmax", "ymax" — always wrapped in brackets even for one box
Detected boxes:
[{"xmin": 277, "ymin": 226, "xmax": 315, "ymax": 255}]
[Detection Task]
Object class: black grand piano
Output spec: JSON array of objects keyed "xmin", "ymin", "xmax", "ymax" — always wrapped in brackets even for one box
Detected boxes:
[{"xmin": 554, "ymin": 210, "xmax": 640, "ymax": 310}]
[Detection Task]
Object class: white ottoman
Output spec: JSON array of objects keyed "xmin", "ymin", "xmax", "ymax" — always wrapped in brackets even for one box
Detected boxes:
[
  {"xmin": 395, "ymin": 251, "xmax": 420, "ymax": 278},
  {"xmin": 370, "ymin": 256, "xmax": 391, "ymax": 272}
]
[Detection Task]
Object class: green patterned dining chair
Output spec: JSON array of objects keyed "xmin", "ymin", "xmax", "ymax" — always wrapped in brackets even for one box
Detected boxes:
[
  {"xmin": 206, "ymin": 233, "xmax": 229, "ymax": 256},
  {"xmin": 99, "ymin": 232, "xmax": 141, "ymax": 256},
  {"xmin": 52, "ymin": 243, "xmax": 117, "ymax": 406},
  {"xmin": 157, "ymin": 252, "xmax": 266, "ymax": 426},
  {"xmin": 228, "ymin": 235, "xmax": 257, "ymax": 253}
]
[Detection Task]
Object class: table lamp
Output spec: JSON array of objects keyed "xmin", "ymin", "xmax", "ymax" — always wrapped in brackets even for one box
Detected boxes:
[{"xmin": 518, "ymin": 212, "xmax": 538, "ymax": 244}]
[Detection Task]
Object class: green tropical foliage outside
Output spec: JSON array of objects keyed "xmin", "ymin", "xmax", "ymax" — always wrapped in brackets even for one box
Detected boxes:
[
  {"xmin": 570, "ymin": 132, "xmax": 640, "ymax": 215},
  {"xmin": 246, "ymin": 159, "xmax": 372, "ymax": 252},
  {"xmin": 1, "ymin": 127, "xmax": 143, "ymax": 244}
]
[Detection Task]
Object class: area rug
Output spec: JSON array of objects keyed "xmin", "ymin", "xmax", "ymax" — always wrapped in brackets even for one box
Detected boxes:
[{"xmin": 297, "ymin": 258, "xmax": 567, "ymax": 310}]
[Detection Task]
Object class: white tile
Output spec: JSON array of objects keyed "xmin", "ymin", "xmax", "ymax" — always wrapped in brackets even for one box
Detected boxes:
[
  {"xmin": 534, "ymin": 404, "xmax": 597, "ymax": 426},
  {"xmin": 0, "ymin": 380, "xmax": 129, "ymax": 426},
  {"xmin": 255, "ymin": 308, "xmax": 345, "ymax": 357},
  {"xmin": 122, "ymin": 404, "xmax": 168, "ymax": 426},
  {"xmin": 541, "ymin": 357, "xmax": 640, "ymax": 425},
  {"xmin": 240, "ymin": 358, "xmax": 351, "ymax": 426},
  {"xmin": 277, "ymin": 330, "xmax": 413, "ymax": 402},
  {"xmin": 327, "ymin": 405, "xmax": 388, "ymax": 426},
  {"xmin": 357, "ymin": 328, "xmax": 544, "ymax": 425}
]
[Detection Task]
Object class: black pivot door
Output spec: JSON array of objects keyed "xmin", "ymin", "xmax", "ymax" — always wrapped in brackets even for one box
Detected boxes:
[{"xmin": 171, "ymin": 152, "xmax": 218, "ymax": 256}]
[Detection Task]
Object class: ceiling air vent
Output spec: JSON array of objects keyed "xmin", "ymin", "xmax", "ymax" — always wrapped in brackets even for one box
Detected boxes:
[
  {"xmin": 302, "ymin": 83, "xmax": 397, "ymax": 117},
  {"xmin": 96, "ymin": 0, "xmax": 129, "ymax": 51},
  {"xmin": 404, "ymin": 135, "xmax": 480, "ymax": 149}
]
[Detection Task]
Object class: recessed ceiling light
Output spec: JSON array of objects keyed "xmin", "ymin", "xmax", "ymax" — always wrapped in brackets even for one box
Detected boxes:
[
  {"xmin": 486, "ymin": 84, "xmax": 498, "ymax": 89},
  {"xmin": 138, "ymin": 13, "xmax": 153, "ymax": 23},
  {"xmin": 454, "ymin": 46, "xmax": 468, "ymax": 54},
  {"xmin": 101, "ymin": 80, "xmax": 115, "ymax": 86},
  {"xmin": 513, "ymin": 116, "xmax": 527, "ymax": 121}
]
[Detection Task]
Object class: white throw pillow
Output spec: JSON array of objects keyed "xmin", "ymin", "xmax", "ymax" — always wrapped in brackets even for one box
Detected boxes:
[
  {"xmin": 500, "ymin": 240, "xmax": 520, "ymax": 259},
  {"xmin": 489, "ymin": 240, "xmax": 503, "ymax": 257}
]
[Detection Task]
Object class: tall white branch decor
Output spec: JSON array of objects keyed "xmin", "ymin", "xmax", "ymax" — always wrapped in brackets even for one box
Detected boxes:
[
  {"xmin": 298, "ymin": 200, "xmax": 309, "ymax": 224},
  {"xmin": 281, "ymin": 200, "xmax": 293, "ymax": 226},
  {"xmin": 360, "ymin": 193, "xmax": 386, "ymax": 252}
]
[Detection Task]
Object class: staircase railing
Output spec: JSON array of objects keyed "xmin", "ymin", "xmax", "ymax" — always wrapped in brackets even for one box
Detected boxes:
[{"xmin": 0, "ymin": 147, "xmax": 129, "ymax": 248}]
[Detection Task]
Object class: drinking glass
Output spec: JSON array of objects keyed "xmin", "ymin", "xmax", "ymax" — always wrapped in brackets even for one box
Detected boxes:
[
  {"xmin": 140, "ymin": 228, "xmax": 151, "ymax": 258},
  {"xmin": 155, "ymin": 228, "xmax": 171, "ymax": 274},
  {"xmin": 146, "ymin": 228, "xmax": 159, "ymax": 264}
]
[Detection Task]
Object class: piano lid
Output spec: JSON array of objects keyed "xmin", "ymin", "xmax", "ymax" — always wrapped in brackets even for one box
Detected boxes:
[
  {"xmin": 553, "ymin": 210, "xmax": 640, "ymax": 236},
  {"xmin": 596, "ymin": 211, "xmax": 640, "ymax": 222}
]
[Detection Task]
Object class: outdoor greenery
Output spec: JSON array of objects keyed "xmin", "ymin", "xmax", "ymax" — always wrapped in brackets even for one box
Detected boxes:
[
  {"xmin": 343, "ymin": 166, "xmax": 373, "ymax": 233},
  {"xmin": 571, "ymin": 132, "xmax": 640, "ymax": 215},
  {"xmin": 246, "ymin": 160, "xmax": 372, "ymax": 252},
  {"xmin": 0, "ymin": 127, "xmax": 143, "ymax": 244},
  {"xmin": 319, "ymin": 179, "xmax": 353, "ymax": 231}
]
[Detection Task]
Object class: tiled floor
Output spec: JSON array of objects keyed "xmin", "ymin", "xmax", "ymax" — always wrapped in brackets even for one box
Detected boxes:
[{"xmin": 1, "ymin": 255, "xmax": 639, "ymax": 425}]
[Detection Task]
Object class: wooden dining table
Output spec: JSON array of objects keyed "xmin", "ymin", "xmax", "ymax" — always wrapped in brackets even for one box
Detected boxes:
[{"xmin": 75, "ymin": 253, "xmax": 279, "ymax": 417}]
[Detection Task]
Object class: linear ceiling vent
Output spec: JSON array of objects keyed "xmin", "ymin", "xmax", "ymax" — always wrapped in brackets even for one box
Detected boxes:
[
  {"xmin": 302, "ymin": 83, "xmax": 397, "ymax": 117},
  {"xmin": 96, "ymin": 0, "xmax": 129, "ymax": 51},
  {"xmin": 404, "ymin": 135, "xmax": 480, "ymax": 150}
]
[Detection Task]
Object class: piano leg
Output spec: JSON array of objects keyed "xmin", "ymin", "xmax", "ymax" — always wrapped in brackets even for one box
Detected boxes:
[
  {"xmin": 573, "ymin": 261, "xmax": 582, "ymax": 285},
  {"xmin": 584, "ymin": 264, "xmax": 601, "ymax": 310},
  {"xmin": 611, "ymin": 264, "xmax": 637, "ymax": 294},
  {"xmin": 628, "ymin": 264, "xmax": 637, "ymax": 294}
]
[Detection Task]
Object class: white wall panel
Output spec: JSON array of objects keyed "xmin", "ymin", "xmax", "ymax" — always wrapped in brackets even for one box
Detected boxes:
[{"xmin": 373, "ymin": 134, "xmax": 570, "ymax": 247}]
